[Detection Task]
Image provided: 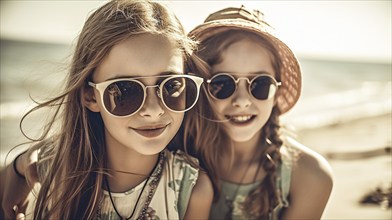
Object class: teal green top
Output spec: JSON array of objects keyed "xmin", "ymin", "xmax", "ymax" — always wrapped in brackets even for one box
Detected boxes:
[{"xmin": 209, "ymin": 149, "xmax": 292, "ymax": 220}]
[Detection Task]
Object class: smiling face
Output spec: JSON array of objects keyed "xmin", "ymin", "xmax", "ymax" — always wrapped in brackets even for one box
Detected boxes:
[
  {"xmin": 209, "ymin": 38, "xmax": 276, "ymax": 143},
  {"xmin": 91, "ymin": 34, "xmax": 184, "ymax": 156}
]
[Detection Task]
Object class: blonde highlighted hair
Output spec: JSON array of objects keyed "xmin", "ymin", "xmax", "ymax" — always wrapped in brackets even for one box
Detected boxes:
[{"xmin": 21, "ymin": 0, "xmax": 196, "ymax": 219}]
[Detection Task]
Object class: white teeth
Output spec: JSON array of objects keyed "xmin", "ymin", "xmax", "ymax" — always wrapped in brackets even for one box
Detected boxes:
[{"xmin": 231, "ymin": 115, "xmax": 252, "ymax": 123}]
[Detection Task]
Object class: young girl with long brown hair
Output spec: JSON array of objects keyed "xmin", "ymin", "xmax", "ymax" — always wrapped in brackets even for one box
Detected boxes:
[
  {"xmin": 182, "ymin": 6, "xmax": 333, "ymax": 220},
  {"xmin": 0, "ymin": 0, "xmax": 213, "ymax": 219}
]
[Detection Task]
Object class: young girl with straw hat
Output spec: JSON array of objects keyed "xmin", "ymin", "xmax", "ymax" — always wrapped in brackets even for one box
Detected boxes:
[{"xmin": 181, "ymin": 6, "xmax": 333, "ymax": 220}]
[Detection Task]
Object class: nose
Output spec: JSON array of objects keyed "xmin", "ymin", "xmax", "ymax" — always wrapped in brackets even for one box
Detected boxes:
[
  {"xmin": 138, "ymin": 86, "xmax": 164, "ymax": 118},
  {"xmin": 232, "ymin": 80, "xmax": 251, "ymax": 108}
]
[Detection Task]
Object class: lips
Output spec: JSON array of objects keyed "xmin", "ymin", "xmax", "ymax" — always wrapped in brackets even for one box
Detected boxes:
[
  {"xmin": 131, "ymin": 124, "xmax": 169, "ymax": 138},
  {"xmin": 225, "ymin": 115, "xmax": 256, "ymax": 125}
]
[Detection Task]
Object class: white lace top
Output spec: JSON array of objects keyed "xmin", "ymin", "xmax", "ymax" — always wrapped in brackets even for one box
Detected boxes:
[
  {"xmin": 25, "ymin": 149, "xmax": 199, "ymax": 220},
  {"xmin": 97, "ymin": 150, "xmax": 199, "ymax": 220}
]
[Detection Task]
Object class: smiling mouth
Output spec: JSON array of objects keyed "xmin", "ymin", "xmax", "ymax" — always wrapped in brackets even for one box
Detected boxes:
[
  {"xmin": 225, "ymin": 115, "xmax": 256, "ymax": 125},
  {"xmin": 132, "ymin": 124, "xmax": 169, "ymax": 138}
]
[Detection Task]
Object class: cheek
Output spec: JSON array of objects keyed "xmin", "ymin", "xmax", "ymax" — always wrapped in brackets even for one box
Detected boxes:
[
  {"xmin": 258, "ymin": 99, "xmax": 275, "ymax": 111},
  {"xmin": 209, "ymin": 99, "xmax": 230, "ymax": 115},
  {"xmin": 169, "ymin": 112, "xmax": 184, "ymax": 130},
  {"xmin": 100, "ymin": 113, "xmax": 122, "ymax": 131},
  {"xmin": 256, "ymin": 99, "xmax": 275, "ymax": 121},
  {"xmin": 175, "ymin": 113, "xmax": 184, "ymax": 125}
]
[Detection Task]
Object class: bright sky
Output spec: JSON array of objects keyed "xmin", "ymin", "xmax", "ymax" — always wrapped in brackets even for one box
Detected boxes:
[{"xmin": 1, "ymin": 0, "xmax": 391, "ymax": 62}]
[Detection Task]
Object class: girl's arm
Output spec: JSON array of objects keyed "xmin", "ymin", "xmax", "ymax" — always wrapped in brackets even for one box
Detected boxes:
[
  {"xmin": 183, "ymin": 171, "xmax": 214, "ymax": 219},
  {"xmin": 1, "ymin": 150, "xmax": 39, "ymax": 219},
  {"xmin": 282, "ymin": 140, "xmax": 334, "ymax": 220}
]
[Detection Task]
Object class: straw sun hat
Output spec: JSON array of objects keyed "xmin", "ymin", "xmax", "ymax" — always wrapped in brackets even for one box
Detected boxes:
[{"xmin": 189, "ymin": 6, "xmax": 302, "ymax": 114}]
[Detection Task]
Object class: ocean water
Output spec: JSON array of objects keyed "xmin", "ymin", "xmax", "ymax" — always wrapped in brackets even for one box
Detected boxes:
[
  {"xmin": 282, "ymin": 55, "xmax": 391, "ymax": 129},
  {"xmin": 1, "ymin": 39, "xmax": 391, "ymax": 162}
]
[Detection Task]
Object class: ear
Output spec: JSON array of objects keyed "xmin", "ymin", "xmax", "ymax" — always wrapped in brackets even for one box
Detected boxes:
[{"xmin": 82, "ymin": 86, "xmax": 101, "ymax": 113}]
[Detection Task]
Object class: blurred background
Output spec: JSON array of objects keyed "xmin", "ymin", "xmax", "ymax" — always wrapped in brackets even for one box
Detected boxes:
[{"xmin": 1, "ymin": 1, "xmax": 391, "ymax": 219}]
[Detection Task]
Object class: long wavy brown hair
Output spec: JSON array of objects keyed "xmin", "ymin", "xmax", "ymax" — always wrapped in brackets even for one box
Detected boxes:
[
  {"xmin": 183, "ymin": 30, "xmax": 284, "ymax": 218},
  {"xmin": 21, "ymin": 0, "xmax": 196, "ymax": 219}
]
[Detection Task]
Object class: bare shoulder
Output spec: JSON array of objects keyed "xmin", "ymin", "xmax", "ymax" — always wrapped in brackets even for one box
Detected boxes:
[
  {"xmin": 189, "ymin": 170, "xmax": 214, "ymax": 199},
  {"xmin": 183, "ymin": 170, "xmax": 213, "ymax": 219},
  {"xmin": 194, "ymin": 170, "xmax": 214, "ymax": 195},
  {"xmin": 281, "ymin": 137, "xmax": 333, "ymax": 219},
  {"xmin": 285, "ymin": 136, "xmax": 333, "ymax": 185}
]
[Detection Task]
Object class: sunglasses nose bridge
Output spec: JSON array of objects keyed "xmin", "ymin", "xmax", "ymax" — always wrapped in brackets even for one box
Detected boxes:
[
  {"xmin": 145, "ymin": 85, "xmax": 161, "ymax": 98},
  {"xmin": 235, "ymin": 77, "xmax": 251, "ymax": 90},
  {"xmin": 231, "ymin": 78, "xmax": 252, "ymax": 108}
]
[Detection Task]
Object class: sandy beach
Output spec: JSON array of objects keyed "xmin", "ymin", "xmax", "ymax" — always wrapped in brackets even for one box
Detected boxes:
[{"xmin": 297, "ymin": 113, "xmax": 392, "ymax": 219}]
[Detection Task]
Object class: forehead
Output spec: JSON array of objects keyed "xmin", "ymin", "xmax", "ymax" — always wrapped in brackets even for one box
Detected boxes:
[
  {"xmin": 211, "ymin": 38, "xmax": 275, "ymax": 77},
  {"xmin": 93, "ymin": 34, "xmax": 184, "ymax": 82}
]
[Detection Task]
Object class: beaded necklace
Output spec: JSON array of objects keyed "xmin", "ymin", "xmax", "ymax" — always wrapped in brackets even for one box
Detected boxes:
[{"xmin": 98, "ymin": 151, "xmax": 165, "ymax": 220}]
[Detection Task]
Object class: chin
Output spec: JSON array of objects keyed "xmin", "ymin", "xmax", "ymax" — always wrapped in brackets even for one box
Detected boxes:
[
  {"xmin": 231, "ymin": 136, "xmax": 256, "ymax": 143},
  {"xmin": 137, "ymin": 146, "xmax": 166, "ymax": 156},
  {"xmin": 227, "ymin": 130, "xmax": 258, "ymax": 143},
  {"xmin": 134, "ymin": 139, "xmax": 169, "ymax": 155}
]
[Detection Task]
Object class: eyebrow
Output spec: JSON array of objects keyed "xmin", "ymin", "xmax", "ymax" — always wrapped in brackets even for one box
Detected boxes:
[{"xmin": 104, "ymin": 70, "xmax": 184, "ymax": 81}]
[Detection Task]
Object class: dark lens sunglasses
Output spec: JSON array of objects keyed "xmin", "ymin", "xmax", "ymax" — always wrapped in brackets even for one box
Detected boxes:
[
  {"xmin": 206, "ymin": 73, "xmax": 281, "ymax": 100},
  {"xmin": 88, "ymin": 74, "xmax": 203, "ymax": 117}
]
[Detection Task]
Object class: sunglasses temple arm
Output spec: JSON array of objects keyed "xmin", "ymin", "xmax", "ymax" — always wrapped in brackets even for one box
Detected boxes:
[{"xmin": 88, "ymin": 82, "xmax": 97, "ymax": 88}]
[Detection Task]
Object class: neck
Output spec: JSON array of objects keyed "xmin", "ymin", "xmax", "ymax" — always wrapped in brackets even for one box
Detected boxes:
[
  {"xmin": 220, "ymin": 134, "xmax": 266, "ymax": 184},
  {"xmin": 231, "ymin": 134, "xmax": 262, "ymax": 162},
  {"xmin": 105, "ymin": 141, "xmax": 160, "ymax": 193}
]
